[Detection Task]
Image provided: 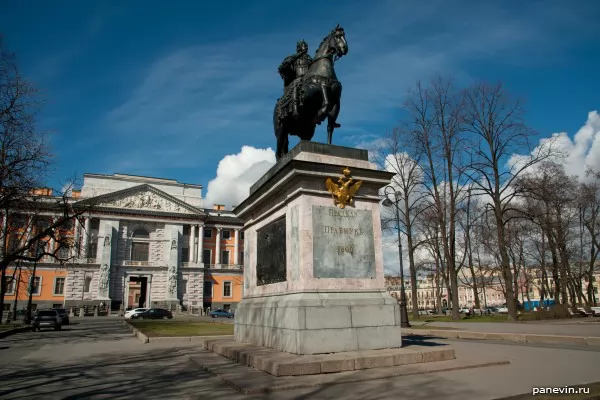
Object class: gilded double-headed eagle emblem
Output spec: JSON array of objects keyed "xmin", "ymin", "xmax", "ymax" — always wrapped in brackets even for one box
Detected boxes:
[{"xmin": 325, "ymin": 167, "xmax": 362, "ymax": 209}]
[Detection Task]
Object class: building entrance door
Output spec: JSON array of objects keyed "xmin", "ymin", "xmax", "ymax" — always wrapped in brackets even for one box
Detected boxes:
[{"xmin": 128, "ymin": 276, "xmax": 149, "ymax": 309}]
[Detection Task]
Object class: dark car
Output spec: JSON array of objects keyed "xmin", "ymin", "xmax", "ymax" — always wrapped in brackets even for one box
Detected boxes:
[
  {"xmin": 53, "ymin": 308, "xmax": 70, "ymax": 325},
  {"xmin": 209, "ymin": 309, "xmax": 234, "ymax": 319},
  {"xmin": 32, "ymin": 309, "xmax": 62, "ymax": 331},
  {"xmin": 131, "ymin": 308, "xmax": 173, "ymax": 320}
]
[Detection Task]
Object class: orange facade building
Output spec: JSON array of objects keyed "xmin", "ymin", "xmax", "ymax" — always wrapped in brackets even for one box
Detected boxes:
[{"xmin": 1, "ymin": 173, "xmax": 245, "ymax": 314}]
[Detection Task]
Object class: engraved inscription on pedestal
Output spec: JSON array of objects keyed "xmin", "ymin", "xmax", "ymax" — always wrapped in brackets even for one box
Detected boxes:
[
  {"xmin": 256, "ymin": 217, "xmax": 287, "ymax": 286},
  {"xmin": 312, "ymin": 206, "xmax": 375, "ymax": 278}
]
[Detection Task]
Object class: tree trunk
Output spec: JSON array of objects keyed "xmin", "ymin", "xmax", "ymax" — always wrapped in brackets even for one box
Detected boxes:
[
  {"xmin": 0, "ymin": 265, "xmax": 7, "ymax": 322},
  {"xmin": 11, "ymin": 266, "xmax": 22, "ymax": 321},
  {"xmin": 494, "ymin": 205, "xmax": 518, "ymax": 321},
  {"xmin": 404, "ymin": 197, "xmax": 420, "ymax": 319},
  {"xmin": 26, "ymin": 262, "xmax": 37, "ymax": 322}
]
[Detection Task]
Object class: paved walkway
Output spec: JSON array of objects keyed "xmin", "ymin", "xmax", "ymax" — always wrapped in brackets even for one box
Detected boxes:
[
  {"xmin": 0, "ymin": 318, "xmax": 598, "ymax": 399},
  {"xmin": 411, "ymin": 319, "xmax": 600, "ymax": 337}
]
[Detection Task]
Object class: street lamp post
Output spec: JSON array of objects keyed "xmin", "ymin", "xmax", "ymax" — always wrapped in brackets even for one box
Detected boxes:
[{"xmin": 382, "ymin": 186, "xmax": 411, "ymax": 328}]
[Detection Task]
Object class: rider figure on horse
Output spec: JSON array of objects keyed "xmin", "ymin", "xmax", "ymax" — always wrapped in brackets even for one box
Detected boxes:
[{"xmin": 278, "ymin": 40, "xmax": 312, "ymax": 117}]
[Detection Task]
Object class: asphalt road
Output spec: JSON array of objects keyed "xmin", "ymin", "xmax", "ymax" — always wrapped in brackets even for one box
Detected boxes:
[{"xmin": 0, "ymin": 318, "xmax": 599, "ymax": 400}]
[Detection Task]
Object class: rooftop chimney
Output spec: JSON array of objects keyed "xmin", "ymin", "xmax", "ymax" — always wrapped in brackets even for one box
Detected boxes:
[{"xmin": 213, "ymin": 204, "xmax": 225, "ymax": 211}]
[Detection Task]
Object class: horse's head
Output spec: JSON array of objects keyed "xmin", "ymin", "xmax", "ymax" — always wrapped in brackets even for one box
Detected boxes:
[{"xmin": 316, "ymin": 24, "xmax": 348, "ymax": 60}]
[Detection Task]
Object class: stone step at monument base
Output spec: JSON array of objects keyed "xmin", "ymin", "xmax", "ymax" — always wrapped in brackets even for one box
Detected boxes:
[{"xmin": 197, "ymin": 336, "xmax": 456, "ymax": 377}]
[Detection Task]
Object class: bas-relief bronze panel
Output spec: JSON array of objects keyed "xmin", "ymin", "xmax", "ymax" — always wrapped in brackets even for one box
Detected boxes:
[{"xmin": 256, "ymin": 217, "xmax": 287, "ymax": 286}]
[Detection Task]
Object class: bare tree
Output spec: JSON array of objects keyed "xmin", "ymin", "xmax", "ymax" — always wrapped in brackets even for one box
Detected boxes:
[
  {"xmin": 463, "ymin": 82, "xmax": 556, "ymax": 320},
  {"xmin": 404, "ymin": 77, "xmax": 468, "ymax": 319},
  {"xmin": 0, "ymin": 40, "xmax": 91, "ymax": 321},
  {"xmin": 578, "ymin": 169, "xmax": 600, "ymax": 305},
  {"xmin": 374, "ymin": 127, "xmax": 429, "ymax": 318},
  {"xmin": 517, "ymin": 162, "xmax": 578, "ymax": 306}
]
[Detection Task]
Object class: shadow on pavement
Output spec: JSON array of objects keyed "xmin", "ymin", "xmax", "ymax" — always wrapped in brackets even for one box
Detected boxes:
[{"xmin": 402, "ymin": 335, "xmax": 449, "ymax": 347}]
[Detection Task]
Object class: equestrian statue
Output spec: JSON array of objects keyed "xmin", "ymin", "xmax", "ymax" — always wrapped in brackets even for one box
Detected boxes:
[{"xmin": 273, "ymin": 25, "xmax": 349, "ymax": 160}]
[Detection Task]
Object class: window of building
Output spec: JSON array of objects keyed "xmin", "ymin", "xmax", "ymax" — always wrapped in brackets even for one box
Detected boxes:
[
  {"xmin": 29, "ymin": 276, "xmax": 41, "ymax": 296},
  {"xmin": 594, "ymin": 287, "xmax": 598, "ymax": 294},
  {"xmin": 131, "ymin": 228, "xmax": 150, "ymax": 262},
  {"xmin": 53, "ymin": 277, "xmax": 65, "ymax": 295},
  {"xmin": 131, "ymin": 243, "xmax": 149, "ymax": 262},
  {"xmin": 203, "ymin": 281, "xmax": 213, "ymax": 297},
  {"xmin": 181, "ymin": 248, "xmax": 189, "ymax": 263},
  {"xmin": 29, "ymin": 240, "xmax": 47, "ymax": 258},
  {"xmin": 204, "ymin": 229, "xmax": 212, "ymax": 238},
  {"xmin": 224, "ymin": 304, "xmax": 231, "ymax": 311},
  {"xmin": 3, "ymin": 276, "xmax": 15, "ymax": 295},
  {"xmin": 222, "ymin": 230, "xmax": 231, "ymax": 240},
  {"xmin": 88, "ymin": 241, "xmax": 98, "ymax": 258},
  {"xmin": 84, "ymin": 276, "xmax": 92, "ymax": 292},
  {"xmin": 7, "ymin": 234, "xmax": 19, "ymax": 252},
  {"xmin": 240, "ymin": 231, "xmax": 244, "ymax": 240},
  {"xmin": 221, "ymin": 250, "xmax": 230, "ymax": 265},
  {"xmin": 223, "ymin": 281, "xmax": 232, "ymax": 297},
  {"xmin": 203, "ymin": 249, "xmax": 212, "ymax": 265},
  {"xmin": 132, "ymin": 228, "xmax": 150, "ymax": 239},
  {"xmin": 240, "ymin": 251, "xmax": 244, "ymax": 265}
]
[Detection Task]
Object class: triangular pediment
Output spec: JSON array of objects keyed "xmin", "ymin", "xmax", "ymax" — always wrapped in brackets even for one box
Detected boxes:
[{"xmin": 77, "ymin": 184, "xmax": 205, "ymax": 216}]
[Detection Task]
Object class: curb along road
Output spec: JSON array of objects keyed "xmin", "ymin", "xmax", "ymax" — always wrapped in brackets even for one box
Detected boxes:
[
  {"xmin": 403, "ymin": 328, "xmax": 600, "ymax": 347},
  {"xmin": 0, "ymin": 326, "xmax": 31, "ymax": 339}
]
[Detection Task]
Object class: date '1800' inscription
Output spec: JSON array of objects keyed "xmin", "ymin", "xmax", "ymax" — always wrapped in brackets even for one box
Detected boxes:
[{"xmin": 313, "ymin": 206, "xmax": 376, "ymax": 278}]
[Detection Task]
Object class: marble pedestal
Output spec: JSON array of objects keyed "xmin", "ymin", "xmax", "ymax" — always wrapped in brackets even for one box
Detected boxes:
[{"xmin": 233, "ymin": 142, "xmax": 398, "ymax": 355}]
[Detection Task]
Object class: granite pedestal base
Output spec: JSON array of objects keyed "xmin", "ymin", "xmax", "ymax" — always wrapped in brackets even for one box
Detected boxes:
[{"xmin": 234, "ymin": 291, "xmax": 401, "ymax": 355}]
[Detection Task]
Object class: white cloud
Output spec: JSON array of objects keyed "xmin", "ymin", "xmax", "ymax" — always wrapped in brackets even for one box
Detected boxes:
[
  {"xmin": 509, "ymin": 111, "xmax": 600, "ymax": 180},
  {"xmin": 204, "ymin": 146, "xmax": 276, "ymax": 208}
]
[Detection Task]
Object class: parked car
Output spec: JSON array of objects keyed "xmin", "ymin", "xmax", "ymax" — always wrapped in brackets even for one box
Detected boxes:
[
  {"xmin": 209, "ymin": 309, "xmax": 234, "ymax": 319},
  {"xmin": 131, "ymin": 308, "xmax": 173, "ymax": 320},
  {"xmin": 497, "ymin": 306, "xmax": 509, "ymax": 314},
  {"xmin": 53, "ymin": 308, "xmax": 70, "ymax": 325},
  {"xmin": 124, "ymin": 308, "xmax": 148, "ymax": 319},
  {"xmin": 32, "ymin": 309, "xmax": 62, "ymax": 331}
]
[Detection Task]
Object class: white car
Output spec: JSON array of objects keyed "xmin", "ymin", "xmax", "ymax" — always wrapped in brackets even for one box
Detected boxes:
[
  {"xmin": 124, "ymin": 308, "xmax": 148, "ymax": 319},
  {"xmin": 497, "ymin": 306, "xmax": 509, "ymax": 314}
]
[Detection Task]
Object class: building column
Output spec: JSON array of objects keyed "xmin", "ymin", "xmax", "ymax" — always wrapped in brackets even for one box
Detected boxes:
[
  {"xmin": 234, "ymin": 229, "xmax": 240, "ymax": 265},
  {"xmin": 81, "ymin": 217, "xmax": 91, "ymax": 259},
  {"xmin": 189, "ymin": 224, "xmax": 196, "ymax": 263},
  {"xmin": 197, "ymin": 225, "xmax": 204, "ymax": 263},
  {"xmin": 49, "ymin": 217, "xmax": 57, "ymax": 256},
  {"xmin": 215, "ymin": 227, "xmax": 221, "ymax": 264},
  {"xmin": 73, "ymin": 218, "xmax": 81, "ymax": 258}
]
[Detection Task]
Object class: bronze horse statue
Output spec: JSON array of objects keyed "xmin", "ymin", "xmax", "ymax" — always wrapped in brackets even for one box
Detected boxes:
[{"xmin": 273, "ymin": 25, "xmax": 349, "ymax": 160}]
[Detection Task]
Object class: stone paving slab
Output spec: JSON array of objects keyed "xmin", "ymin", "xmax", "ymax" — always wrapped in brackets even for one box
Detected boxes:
[
  {"xmin": 405, "ymin": 328, "xmax": 600, "ymax": 346},
  {"xmin": 183, "ymin": 347, "xmax": 509, "ymax": 394},
  {"xmin": 196, "ymin": 337, "xmax": 456, "ymax": 377}
]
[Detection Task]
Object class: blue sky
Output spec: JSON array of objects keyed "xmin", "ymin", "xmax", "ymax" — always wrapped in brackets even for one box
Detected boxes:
[{"xmin": 2, "ymin": 0, "xmax": 600, "ymax": 203}]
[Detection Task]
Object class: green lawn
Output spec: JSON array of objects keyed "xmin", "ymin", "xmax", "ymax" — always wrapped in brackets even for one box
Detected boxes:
[
  {"xmin": 421, "ymin": 314, "xmax": 512, "ymax": 323},
  {"xmin": 129, "ymin": 320, "xmax": 233, "ymax": 337}
]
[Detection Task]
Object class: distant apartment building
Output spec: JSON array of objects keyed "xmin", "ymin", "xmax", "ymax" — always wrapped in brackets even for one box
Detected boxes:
[
  {"xmin": 386, "ymin": 267, "xmax": 600, "ymax": 311},
  {"xmin": 2, "ymin": 173, "xmax": 244, "ymax": 313}
]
